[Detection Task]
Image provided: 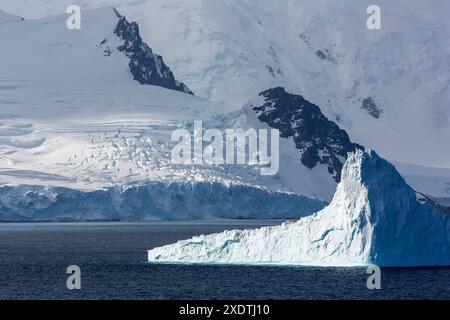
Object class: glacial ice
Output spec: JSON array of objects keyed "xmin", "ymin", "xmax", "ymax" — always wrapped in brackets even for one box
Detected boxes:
[
  {"xmin": 0, "ymin": 181, "xmax": 325, "ymax": 222},
  {"xmin": 2, "ymin": 6, "xmax": 450, "ymax": 208},
  {"xmin": 148, "ymin": 150, "xmax": 450, "ymax": 267}
]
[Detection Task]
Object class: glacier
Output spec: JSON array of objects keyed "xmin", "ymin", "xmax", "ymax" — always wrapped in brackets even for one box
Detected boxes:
[
  {"xmin": 1, "ymin": 4, "xmax": 450, "ymax": 220},
  {"xmin": 4, "ymin": 1, "xmax": 450, "ymax": 169},
  {"xmin": 0, "ymin": 182, "xmax": 325, "ymax": 222},
  {"xmin": 148, "ymin": 150, "xmax": 450, "ymax": 267}
]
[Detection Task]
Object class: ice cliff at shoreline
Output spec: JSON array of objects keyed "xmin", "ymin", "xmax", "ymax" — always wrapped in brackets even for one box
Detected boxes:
[
  {"xmin": 0, "ymin": 182, "xmax": 324, "ymax": 222},
  {"xmin": 148, "ymin": 150, "xmax": 450, "ymax": 267}
]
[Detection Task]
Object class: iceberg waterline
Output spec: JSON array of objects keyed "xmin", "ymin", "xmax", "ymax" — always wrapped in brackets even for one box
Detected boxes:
[
  {"xmin": 0, "ymin": 181, "xmax": 325, "ymax": 222},
  {"xmin": 148, "ymin": 150, "xmax": 450, "ymax": 267}
]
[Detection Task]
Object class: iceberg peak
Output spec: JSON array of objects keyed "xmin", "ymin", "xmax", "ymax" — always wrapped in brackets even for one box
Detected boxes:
[{"xmin": 148, "ymin": 150, "xmax": 450, "ymax": 266}]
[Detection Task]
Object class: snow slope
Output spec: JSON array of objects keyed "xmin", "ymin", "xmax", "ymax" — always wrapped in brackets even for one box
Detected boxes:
[
  {"xmin": 0, "ymin": 7, "xmax": 221, "ymax": 191},
  {"xmin": 4, "ymin": 0, "xmax": 448, "ymax": 197},
  {"xmin": 230, "ymin": 87, "xmax": 363, "ymax": 201},
  {"xmin": 394, "ymin": 161, "xmax": 450, "ymax": 201},
  {"xmin": 134, "ymin": 0, "xmax": 450, "ymax": 170},
  {"xmin": 148, "ymin": 150, "xmax": 450, "ymax": 267},
  {"xmin": 0, "ymin": 9, "xmax": 23, "ymax": 24},
  {"xmin": 0, "ymin": 7, "xmax": 191, "ymax": 94},
  {"xmin": 1, "ymin": 4, "xmax": 449, "ymax": 219},
  {"xmin": 40, "ymin": 0, "xmax": 448, "ymax": 170},
  {"xmin": 0, "ymin": 8, "xmax": 330, "ymax": 220},
  {"xmin": 0, "ymin": 8, "xmax": 356, "ymax": 205}
]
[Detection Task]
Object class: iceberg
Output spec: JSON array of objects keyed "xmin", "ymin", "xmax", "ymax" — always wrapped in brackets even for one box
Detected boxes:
[{"xmin": 148, "ymin": 150, "xmax": 450, "ymax": 267}]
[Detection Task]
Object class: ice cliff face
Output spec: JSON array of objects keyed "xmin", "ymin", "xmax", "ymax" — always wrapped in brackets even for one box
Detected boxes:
[
  {"xmin": 0, "ymin": 182, "xmax": 325, "ymax": 222},
  {"xmin": 148, "ymin": 150, "xmax": 450, "ymax": 266}
]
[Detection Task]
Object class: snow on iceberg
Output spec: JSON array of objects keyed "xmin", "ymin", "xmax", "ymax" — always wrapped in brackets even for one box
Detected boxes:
[{"xmin": 148, "ymin": 150, "xmax": 450, "ymax": 267}]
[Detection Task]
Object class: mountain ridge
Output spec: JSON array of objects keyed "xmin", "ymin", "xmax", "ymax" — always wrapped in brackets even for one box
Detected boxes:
[{"xmin": 0, "ymin": 7, "xmax": 191, "ymax": 94}]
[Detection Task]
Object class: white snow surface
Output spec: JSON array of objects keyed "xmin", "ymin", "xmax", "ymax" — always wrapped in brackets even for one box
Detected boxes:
[
  {"xmin": 0, "ymin": 7, "xmax": 230, "ymax": 191},
  {"xmin": 148, "ymin": 150, "xmax": 450, "ymax": 267},
  {"xmin": 10, "ymin": 0, "xmax": 446, "ymax": 169},
  {"xmin": 0, "ymin": 7, "xmax": 336, "ymax": 203},
  {"xmin": 121, "ymin": 0, "xmax": 450, "ymax": 169},
  {"xmin": 0, "ymin": 7, "xmax": 330, "ymax": 220},
  {"xmin": 2, "ymin": 1, "xmax": 449, "ymax": 198},
  {"xmin": 393, "ymin": 161, "xmax": 450, "ymax": 199},
  {"xmin": 1, "ymin": 3, "xmax": 450, "ymax": 217},
  {"xmin": 0, "ymin": 9, "xmax": 22, "ymax": 24}
]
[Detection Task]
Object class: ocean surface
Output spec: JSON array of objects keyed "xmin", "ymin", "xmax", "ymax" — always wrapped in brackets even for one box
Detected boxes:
[{"xmin": 0, "ymin": 221, "xmax": 449, "ymax": 300}]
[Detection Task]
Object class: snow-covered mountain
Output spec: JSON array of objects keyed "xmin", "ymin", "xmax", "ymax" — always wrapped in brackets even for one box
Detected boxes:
[
  {"xmin": 0, "ymin": 7, "xmax": 191, "ymax": 94},
  {"xmin": 148, "ymin": 150, "xmax": 450, "ymax": 267},
  {"xmin": 0, "ymin": 7, "xmax": 368, "ymax": 204},
  {"xmin": 113, "ymin": 9, "xmax": 192, "ymax": 93},
  {"xmin": 0, "ymin": 8, "xmax": 333, "ymax": 220},
  {"xmin": 1, "ymin": 4, "xmax": 449, "ymax": 220},
  {"xmin": 7, "ymin": 0, "xmax": 447, "ymax": 201},
  {"xmin": 229, "ymin": 87, "xmax": 364, "ymax": 201},
  {"xmin": 54, "ymin": 0, "xmax": 448, "ymax": 168}
]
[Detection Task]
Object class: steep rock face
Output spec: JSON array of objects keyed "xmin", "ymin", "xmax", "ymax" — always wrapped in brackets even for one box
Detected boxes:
[
  {"xmin": 78, "ymin": 0, "xmax": 450, "ymax": 174},
  {"xmin": 113, "ymin": 11, "xmax": 193, "ymax": 94},
  {"xmin": 148, "ymin": 150, "xmax": 450, "ymax": 266},
  {"xmin": 0, "ymin": 7, "xmax": 191, "ymax": 94},
  {"xmin": 249, "ymin": 87, "xmax": 363, "ymax": 182}
]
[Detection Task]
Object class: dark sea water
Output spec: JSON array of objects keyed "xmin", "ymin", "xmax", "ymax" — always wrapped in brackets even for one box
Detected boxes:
[{"xmin": 0, "ymin": 221, "xmax": 449, "ymax": 300}]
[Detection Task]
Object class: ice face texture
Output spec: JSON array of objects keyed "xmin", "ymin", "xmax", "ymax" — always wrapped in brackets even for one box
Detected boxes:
[
  {"xmin": 0, "ymin": 182, "xmax": 325, "ymax": 222},
  {"xmin": 148, "ymin": 150, "xmax": 450, "ymax": 267}
]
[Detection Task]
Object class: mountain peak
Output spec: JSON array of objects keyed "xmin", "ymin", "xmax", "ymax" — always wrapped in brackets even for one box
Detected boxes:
[
  {"xmin": 113, "ymin": 13, "xmax": 193, "ymax": 94},
  {"xmin": 0, "ymin": 7, "xmax": 191, "ymax": 94}
]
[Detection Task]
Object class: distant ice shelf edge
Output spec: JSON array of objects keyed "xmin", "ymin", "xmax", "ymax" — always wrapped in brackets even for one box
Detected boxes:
[
  {"xmin": 0, "ymin": 181, "xmax": 325, "ymax": 222},
  {"xmin": 148, "ymin": 150, "xmax": 450, "ymax": 267}
]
